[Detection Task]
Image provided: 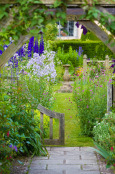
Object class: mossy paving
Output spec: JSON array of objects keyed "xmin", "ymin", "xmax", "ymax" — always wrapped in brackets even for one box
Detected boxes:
[{"xmin": 51, "ymin": 93, "xmax": 94, "ymax": 147}]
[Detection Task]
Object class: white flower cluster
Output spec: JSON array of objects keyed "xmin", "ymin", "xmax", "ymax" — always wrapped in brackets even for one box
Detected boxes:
[{"xmin": 27, "ymin": 51, "xmax": 57, "ymax": 82}]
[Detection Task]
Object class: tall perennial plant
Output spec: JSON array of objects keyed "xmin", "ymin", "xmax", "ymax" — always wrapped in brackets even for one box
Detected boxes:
[{"xmin": 73, "ymin": 71, "xmax": 111, "ymax": 136}]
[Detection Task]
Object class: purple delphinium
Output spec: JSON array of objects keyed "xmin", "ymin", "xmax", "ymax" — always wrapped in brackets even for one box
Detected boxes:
[
  {"xmin": 34, "ymin": 38, "xmax": 39, "ymax": 53},
  {"xmin": 28, "ymin": 36, "xmax": 34, "ymax": 58},
  {"xmin": 18, "ymin": 46, "xmax": 25, "ymax": 60},
  {"xmin": 76, "ymin": 47, "xmax": 83, "ymax": 60},
  {"xmin": 8, "ymin": 53, "xmax": 19, "ymax": 68},
  {"xmin": 78, "ymin": 46, "xmax": 83, "ymax": 56},
  {"xmin": 0, "ymin": 50, "xmax": 2, "ymax": 55},
  {"xmin": 81, "ymin": 25, "xmax": 87, "ymax": 35},
  {"xmin": 39, "ymin": 35, "xmax": 44, "ymax": 55}
]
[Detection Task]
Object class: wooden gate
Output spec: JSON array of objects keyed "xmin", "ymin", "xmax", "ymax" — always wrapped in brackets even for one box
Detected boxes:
[{"xmin": 37, "ymin": 104, "xmax": 65, "ymax": 145}]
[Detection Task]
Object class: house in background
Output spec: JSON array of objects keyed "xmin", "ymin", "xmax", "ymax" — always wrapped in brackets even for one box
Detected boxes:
[{"xmin": 57, "ymin": 21, "xmax": 83, "ymax": 40}]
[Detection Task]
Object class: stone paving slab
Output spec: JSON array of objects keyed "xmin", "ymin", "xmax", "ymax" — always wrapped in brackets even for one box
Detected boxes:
[
  {"xmin": 29, "ymin": 147, "xmax": 100, "ymax": 174},
  {"xmin": 66, "ymin": 159, "xmax": 97, "ymax": 165}
]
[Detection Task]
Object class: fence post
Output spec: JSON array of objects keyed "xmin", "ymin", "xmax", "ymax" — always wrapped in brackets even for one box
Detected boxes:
[
  {"xmin": 83, "ymin": 54, "xmax": 87, "ymax": 77},
  {"xmin": 112, "ymin": 77, "xmax": 115, "ymax": 108},
  {"xmin": 105, "ymin": 55, "xmax": 109, "ymax": 71},
  {"xmin": 107, "ymin": 80, "xmax": 112, "ymax": 112}
]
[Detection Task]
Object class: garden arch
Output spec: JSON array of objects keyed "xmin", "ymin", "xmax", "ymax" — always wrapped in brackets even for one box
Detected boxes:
[
  {"xmin": 0, "ymin": 0, "xmax": 115, "ymax": 146},
  {"xmin": 0, "ymin": 0, "xmax": 115, "ymax": 70}
]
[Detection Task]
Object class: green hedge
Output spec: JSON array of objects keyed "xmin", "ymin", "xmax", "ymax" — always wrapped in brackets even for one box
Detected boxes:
[
  {"xmin": 49, "ymin": 40, "xmax": 114, "ymax": 60},
  {"xmin": 81, "ymin": 31, "xmax": 100, "ymax": 41}
]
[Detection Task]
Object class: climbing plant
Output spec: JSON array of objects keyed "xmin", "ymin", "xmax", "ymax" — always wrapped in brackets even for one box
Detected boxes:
[{"xmin": 0, "ymin": 0, "xmax": 115, "ymax": 69}]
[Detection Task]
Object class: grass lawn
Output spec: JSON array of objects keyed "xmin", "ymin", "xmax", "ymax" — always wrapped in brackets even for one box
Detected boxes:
[{"xmin": 50, "ymin": 83, "xmax": 94, "ymax": 147}]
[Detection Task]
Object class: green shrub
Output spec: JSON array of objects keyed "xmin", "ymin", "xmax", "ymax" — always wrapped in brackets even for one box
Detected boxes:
[
  {"xmin": 50, "ymin": 40, "xmax": 114, "ymax": 59},
  {"xmin": 54, "ymin": 46, "xmax": 83, "ymax": 68},
  {"xmin": 0, "ymin": 75, "xmax": 53, "ymax": 173},
  {"xmin": 93, "ymin": 112, "xmax": 115, "ymax": 152},
  {"xmin": 73, "ymin": 73, "xmax": 111, "ymax": 136},
  {"xmin": 55, "ymin": 65, "xmax": 64, "ymax": 81}
]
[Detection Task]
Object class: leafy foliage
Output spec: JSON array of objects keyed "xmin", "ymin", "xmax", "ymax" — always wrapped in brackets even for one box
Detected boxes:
[
  {"xmin": 73, "ymin": 70, "xmax": 111, "ymax": 136},
  {"xmin": 92, "ymin": 142, "xmax": 115, "ymax": 169},
  {"xmin": 0, "ymin": 0, "xmax": 67, "ymax": 48},
  {"xmin": 93, "ymin": 112, "xmax": 115, "ymax": 152}
]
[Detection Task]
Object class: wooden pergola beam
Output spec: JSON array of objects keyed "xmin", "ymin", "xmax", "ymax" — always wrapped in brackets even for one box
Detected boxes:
[
  {"xmin": 80, "ymin": 20, "xmax": 115, "ymax": 54},
  {"xmin": 0, "ymin": 0, "xmax": 115, "ymax": 5},
  {"xmin": 0, "ymin": 35, "xmax": 30, "ymax": 70}
]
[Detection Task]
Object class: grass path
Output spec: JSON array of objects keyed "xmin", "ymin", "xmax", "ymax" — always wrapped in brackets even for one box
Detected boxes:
[{"xmin": 51, "ymin": 92, "xmax": 94, "ymax": 147}]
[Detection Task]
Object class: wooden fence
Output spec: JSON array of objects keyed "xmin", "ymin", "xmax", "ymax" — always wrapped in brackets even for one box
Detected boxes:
[
  {"xmin": 83, "ymin": 55, "xmax": 112, "ymax": 73},
  {"xmin": 38, "ymin": 104, "xmax": 65, "ymax": 145},
  {"xmin": 107, "ymin": 77, "xmax": 115, "ymax": 112},
  {"xmin": 0, "ymin": 75, "xmax": 65, "ymax": 145}
]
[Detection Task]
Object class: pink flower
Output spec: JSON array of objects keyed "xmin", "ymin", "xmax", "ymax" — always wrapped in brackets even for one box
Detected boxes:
[
  {"xmin": 87, "ymin": 105, "xmax": 89, "ymax": 108},
  {"xmin": 100, "ymin": 85, "xmax": 103, "ymax": 87},
  {"xmin": 109, "ymin": 79, "xmax": 112, "ymax": 83},
  {"xmin": 7, "ymin": 131, "xmax": 9, "ymax": 137},
  {"xmin": 111, "ymin": 147, "xmax": 114, "ymax": 151}
]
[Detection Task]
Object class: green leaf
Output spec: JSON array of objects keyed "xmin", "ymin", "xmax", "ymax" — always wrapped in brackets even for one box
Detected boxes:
[
  {"xmin": 110, "ymin": 22, "xmax": 115, "ymax": 30},
  {"xmin": 17, "ymin": 160, "xmax": 24, "ymax": 165},
  {"xmin": 91, "ymin": 142, "xmax": 111, "ymax": 159},
  {"xmin": 93, "ymin": 13, "xmax": 98, "ymax": 18},
  {"xmin": 53, "ymin": 1, "xmax": 62, "ymax": 8},
  {"xmin": 106, "ymin": 163, "xmax": 111, "ymax": 168}
]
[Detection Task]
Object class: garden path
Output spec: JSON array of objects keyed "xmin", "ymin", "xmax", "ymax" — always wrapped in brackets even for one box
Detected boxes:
[
  {"xmin": 29, "ymin": 147, "xmax": 100, "ymax": 174},
  {"xmin": 52, "ymin": 93, "xmax": 93, "ymax": 146},
  {"xmin": 29, "ymin": 90, "xmax": 101, "ymax": 174}
]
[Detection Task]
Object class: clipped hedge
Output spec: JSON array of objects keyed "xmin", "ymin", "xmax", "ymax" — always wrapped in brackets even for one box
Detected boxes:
[
  {"xmin": 81, "ymin": 31, "xmax": 100, "ymax": 41},
  {"xmin": 49, "ymin": 40, "xmax": 114, "ymax": 60}
]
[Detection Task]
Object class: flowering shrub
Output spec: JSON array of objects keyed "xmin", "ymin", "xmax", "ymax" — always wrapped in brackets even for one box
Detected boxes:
[
  {"xmin": 0, "ymin": 74, "xmax": 53, "ymax": 173},
  {"xmin": 73, "ymin": 73, "xmax": 110, "ymax": 136},
  {"xmin": 75, "ymin": 67, "xmax": 83, "ymax": 77},
  {"xmin": 93, "ymin": 112, "xmax": 115, "ymax": 152},
  {"xmin": 87, "ymin": 61, "xmax": 105, "ymax": 79},
  {"xmin": 0, "ymin": 130, "xmax": 16, "ymax": 173},
  {"xmin": 27, "ymin": 51, "xmax": 57, "ymax": 82}
]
